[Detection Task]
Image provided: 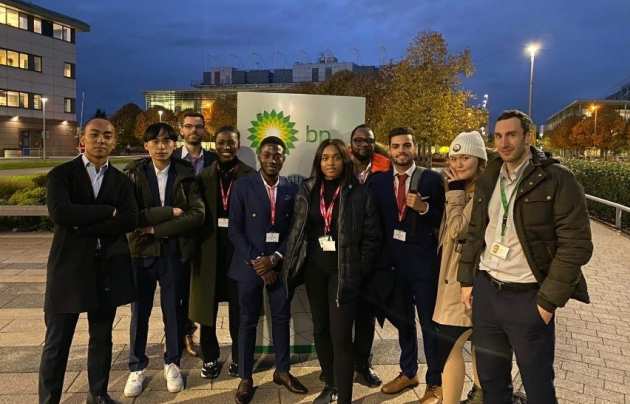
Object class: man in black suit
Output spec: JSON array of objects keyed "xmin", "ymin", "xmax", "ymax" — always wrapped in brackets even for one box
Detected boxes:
[
  {"xmin": 39, "ymin": 116, "xmax": 138, "ymax": 404},
  {"xmin": 172, "ymin": 111, "xmax": 217, "ymax": 355}
]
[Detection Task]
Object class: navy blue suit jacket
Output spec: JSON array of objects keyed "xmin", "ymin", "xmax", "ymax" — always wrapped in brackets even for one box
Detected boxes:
[
  {"xmin": 369, "ymin": 168, "xmax": 445, "ymax": 279},
  {"xmin": 228, "ymin": 172, "xmax": 297, "ymax": 283}
]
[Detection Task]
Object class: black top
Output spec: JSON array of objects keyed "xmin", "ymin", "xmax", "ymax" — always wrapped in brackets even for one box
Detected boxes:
[
  {"xmin": 306, "ymin": 178, "xmax": 341, "ymax": 270},
  {"xmin": 216, "ymin": 159, "xmax": 239, "ymax": 299}
]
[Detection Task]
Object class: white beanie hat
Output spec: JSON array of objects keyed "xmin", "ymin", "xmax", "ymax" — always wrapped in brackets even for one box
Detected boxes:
[{"xmin": 449, "ymin": 131, "xmax": 487, "ymax": 161}]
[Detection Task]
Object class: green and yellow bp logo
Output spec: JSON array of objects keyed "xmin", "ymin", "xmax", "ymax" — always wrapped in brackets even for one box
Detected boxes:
[{"xmin": 247, "ymin": 110, "xmax": 298, "ymax": 154}]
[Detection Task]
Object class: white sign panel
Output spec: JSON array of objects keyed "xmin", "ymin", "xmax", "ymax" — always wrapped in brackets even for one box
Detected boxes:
[{"xmin": 237, "ymin": 92, "xmax": 366, "ymax": 177}]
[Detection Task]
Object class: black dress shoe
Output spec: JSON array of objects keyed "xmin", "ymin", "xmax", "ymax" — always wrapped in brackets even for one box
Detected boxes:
[
  {"xmin": 86, "ymin": 393, "xmax": 118, "ymax": 404},
  {"xmin": 228, "ymin": 361, "xmax": 239, "ymax": 377},
  {"xmin": 201, "ymin": 360, "xmax": 221, "ymax": 379},
  {"xmin": 235, "ymin": 378, "xmax": 255, "ymax": 404},
  {"xmin": 273, "ymin": 370, "xmax": 308, "ymax": 394},
  {"xmin": 354, "ymin": 367, "xmax": 382, "ymax": 387},
  {"xmin": 314, "ymin": 385, "xmax": 338, "ymax": 404}
]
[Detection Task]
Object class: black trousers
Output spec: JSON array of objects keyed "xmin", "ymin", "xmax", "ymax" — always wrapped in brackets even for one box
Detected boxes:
[
  {"xmin": 200, "ymin": 277, "xmax": 240, "ymax": 363},
  {"xmin": 129, "ymin": 256, "xmax": 185, "ymax": 371},
  {"xmin": 304, "ymin": 262, "xmax": 357, "ymax": 404},
  {"xmin": 472, "ymin": 272, "xmax": 557, "ymax": 404},
  {"xmin": 180, "ymin": 263, "xmax": 197, "ymax": 337},
  {"xmin": 353, "ymin": 295, "xmax": 376, "ymax": 371},
  {"xmin": 38, "ymin": 306, "xmax": 117, "ymax": 404}
]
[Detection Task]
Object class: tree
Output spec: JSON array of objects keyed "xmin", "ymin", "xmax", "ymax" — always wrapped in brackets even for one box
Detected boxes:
[
  {"xmin": 207, "ymin": 94, "xmax": 237, "ymax": 135},
  {"xmin": 591, "ymin": 106, "xmax": 628, "ymax": 159},
  {"xmin": 547, "ymin": 115, "xmax": 581, "ymax": 155},
  {"xmin": 569, "ymin": 119, "xmax": 594, "ymax": 156},
  {"xmin": 110, "ymin": 103, "xmax": 142, "ymax": 146},
  {"xmin": 134, "ymin": 107, "xmax": 177, "ymax": 141}
]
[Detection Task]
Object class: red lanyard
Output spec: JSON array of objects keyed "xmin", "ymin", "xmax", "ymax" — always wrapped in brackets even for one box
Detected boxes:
[
  {"xmin": 319, "ymin": 183, "xmax": 341, "ymax": 235},
  {"xmin": 264, "ymin": 182, "xmax": 277, "ymax": 225},
  {"xmin": 219, "ymin": 179, "xmax": 232, "ymax": 212}
]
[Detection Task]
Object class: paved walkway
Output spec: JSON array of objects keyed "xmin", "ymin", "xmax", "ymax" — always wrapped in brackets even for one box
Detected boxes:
[{"xmin": 0, "ymin": 221, "xmax": 628, "ymax": 403}]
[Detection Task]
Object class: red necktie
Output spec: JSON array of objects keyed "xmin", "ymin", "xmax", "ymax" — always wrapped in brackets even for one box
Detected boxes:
[{"xmin": 396, "ymin": 173, "xmax": 408, "ymax": 221}]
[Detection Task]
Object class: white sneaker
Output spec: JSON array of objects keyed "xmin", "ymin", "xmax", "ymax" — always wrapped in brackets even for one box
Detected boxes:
[
  {"xmin": 123, "ymin": 370, "xmax": 146, "ymax": 397},
  {"xmin": 164, "ymin": 363, "xmax": 184, "ymax": 393}
]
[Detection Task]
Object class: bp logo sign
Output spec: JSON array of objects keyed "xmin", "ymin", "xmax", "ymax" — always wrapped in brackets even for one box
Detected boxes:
[{"xmin": 247, "ymin": 110, "xmax": 299, "ymax": 154}]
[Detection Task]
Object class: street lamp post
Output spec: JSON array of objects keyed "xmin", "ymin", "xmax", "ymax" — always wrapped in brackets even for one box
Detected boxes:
[
  {"xmin": 158, "ymin": 110, "xmax": 163, "ymax": 122},
  {"xmin": 526, "ymin": 43, "xmax": 541, "ymax": 119},
  {"xmin": 42, "ymin": 97, "xmax": 48, "ymax": 159},
  {"xmin": 590, "ymin": 104, "xmax": 599, "ymax": 137}
]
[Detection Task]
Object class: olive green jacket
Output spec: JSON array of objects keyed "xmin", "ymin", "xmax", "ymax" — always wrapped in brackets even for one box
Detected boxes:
[{"xmin": 458, "ymin": 147, "xmax": 592, "ymax": 312}]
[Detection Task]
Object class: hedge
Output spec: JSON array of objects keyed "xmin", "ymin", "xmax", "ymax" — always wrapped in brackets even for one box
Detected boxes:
[
  {"xmin": 0, "ymin": 175, "xmax": 50, "ymax": 231},
  {"xmin": 564, "ymin": 159, "xmax": 630, "ymax": 230}
]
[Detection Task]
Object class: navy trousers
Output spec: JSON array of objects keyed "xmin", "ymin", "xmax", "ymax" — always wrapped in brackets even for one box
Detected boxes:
[
  {"xmin": 472, "ymin": 272, "xmax": 557, "ymax": 404},
  {"xmin": 129, "ymin": 255, "xmax": 186, "ymax": 370},
  {"xmin": 397, "ymin": 274, "xmax": 441, "ymax": 386},
  {"xmin": 236, "ymin": 277, "xmax": 290, "ymax": 379}
]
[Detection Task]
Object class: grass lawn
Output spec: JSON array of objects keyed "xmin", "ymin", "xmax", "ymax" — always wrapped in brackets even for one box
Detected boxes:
[{"xmin": 0, "ymin": 156, "xmax": 141, "ymax": 170}]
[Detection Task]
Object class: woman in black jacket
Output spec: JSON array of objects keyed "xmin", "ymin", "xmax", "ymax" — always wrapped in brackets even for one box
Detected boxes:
[{"xmin": 283, "ymin": 139, "xmax": 381, "ymax": 404}]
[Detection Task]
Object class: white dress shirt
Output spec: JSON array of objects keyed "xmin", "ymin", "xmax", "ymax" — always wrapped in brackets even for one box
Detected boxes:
[
  {"xmin": 393, "ymin": 162, "xmax": 429, "ymax": 215},
  {"xmin": 153, "ymin": 163, "xmax": 170, "ymax": 207}
]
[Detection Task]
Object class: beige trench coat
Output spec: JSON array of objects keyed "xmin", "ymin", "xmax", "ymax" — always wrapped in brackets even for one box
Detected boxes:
[{"xmin": 433, "ymin": 188, "xmax": 474, "ymax": 327}]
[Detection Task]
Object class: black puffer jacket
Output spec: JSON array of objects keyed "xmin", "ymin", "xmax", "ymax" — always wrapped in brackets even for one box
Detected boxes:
[{"xmin": 282, "ymin": 177, "xmax": 381, "ymax": 305}]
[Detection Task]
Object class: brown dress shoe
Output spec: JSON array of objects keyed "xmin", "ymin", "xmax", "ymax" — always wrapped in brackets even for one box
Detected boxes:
[
  {"xmin": 419, "ymin": 385, "xmax": 443, "ymax": 404},
  {"xmin": 381, "ymin": 373, "xmax": 419, "ymax": 394},
  {"xmin": 184, "ymin": 334, "xmax": 198, "ymax": 356},
  {"xmin": 272, "ymin": 370, "xmax": 308, "ymax": 394},
  {"xmin": 235, "ymin": 378, "xmax": 255, "ymax": 404}
]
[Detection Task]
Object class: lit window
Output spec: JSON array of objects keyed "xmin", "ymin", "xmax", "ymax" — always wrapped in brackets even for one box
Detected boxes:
[
  {"xmin": 19, "ymin": 92, "xmax": 29, "ymax": 109},
  {"xmin": 63, "ymin": 26, "xmax": 71, "ymax": 42},
  {"xmin": 18, "ymin": 13, "xmax": 27, "ymax": 30},
  {"xmin": 0, "ymin": 7, "xmax": 5, "ymax": 25},
  {"xmin": 33, "ymin": 18, "xmax": 42, "ymax": 34},
  {"xmin": 7, "ymin": 91, "xmax": 19, "ymax": 107},
  {"xmin": 33, "ymin": 94, "xmax": 42, "ymax": 110},
  {"xmin": 19, "ymin": 53, "xmax": 28, "ymax": 69},
  {"xmin": 0, "ymin": 90, "xmax": 6, "ymax": 107},
  {"xmin": 64, "ymin": 62, "xmax": 74, "ymax": 78},
  {"xmin": 64, "ymin": 98, "xmax": 74, "ymax": 113},
  {"xmin": 53, "ymin": 23, "xmax": 63, "ymax": 39},
  {"xmin": 0, "ymin": 49, "xmax": 6, "ymax": 65},
  {"xmin": 6, "ymin": 50, "xmax": 19, "ymax": 67},
  {"xmin": 6, "ymin": 8, "xmax": 18, "ymax": 27},
  {"xmin": 33, "ymin": 56, "xmax": 42, "ymax": 72}
]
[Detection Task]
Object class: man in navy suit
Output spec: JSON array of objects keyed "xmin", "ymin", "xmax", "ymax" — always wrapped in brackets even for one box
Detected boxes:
[
  {"xmin": 228, "ymin": 136, "xmax": 308, "ymax": 404},
  {"xmin": 370, "ymin": 127, "xmax": 445, "ymax": 403}
]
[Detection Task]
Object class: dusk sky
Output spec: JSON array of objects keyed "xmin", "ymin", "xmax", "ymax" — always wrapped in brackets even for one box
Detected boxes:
[{"xmin": 36, "ymin": 0, "xmax": 630, "ymax": 127}]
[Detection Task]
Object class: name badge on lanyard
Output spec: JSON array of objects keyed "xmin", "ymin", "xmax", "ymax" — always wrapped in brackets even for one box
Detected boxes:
[
  {"xmin": 319, "ymin": 182, "xmax": 341, "ymax": 251},
  {"xmin": 218, "ymin": 177, "xmax": 233, "ymax": 229},
  {"xmin": 217, "ymin": 218, "xmax": 229, "ymax": 228},
  {"xmin": 491, "ymin": 176, "xmax": 520, "ymax": 260},
  {"xmin": 393, "ymin": 229, "xmax": 407, "ymax": 242},
  {"xmin": 266, "ymin": 232, "xmax": 280, "ymax": 243}
]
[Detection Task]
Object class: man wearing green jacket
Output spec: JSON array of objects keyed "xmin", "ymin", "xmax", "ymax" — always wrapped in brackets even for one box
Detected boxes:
[
  {"xmin": 458, "ymin": 110, "xmax": 592, "ymax": 404},
  {"xmin": 122, "ymin": 123, "xmax": 205, "ymax": 398}
]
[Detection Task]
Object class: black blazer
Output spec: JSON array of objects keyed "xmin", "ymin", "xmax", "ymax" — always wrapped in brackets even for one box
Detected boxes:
[
  {"xmin": 45, "ymin": 156, "xmax": 138, "ymax": 314},
  {"xmin": 173, "ymin": 147, "xmax": 217, "ymax": 169}
]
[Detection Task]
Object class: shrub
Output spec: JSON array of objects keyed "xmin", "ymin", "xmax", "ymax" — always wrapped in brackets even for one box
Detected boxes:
[
  {"xmin": 0, "ymin": 176, "xmax": 36, "ymax": 201},
  {"xmin": 564, "ymin": 159, "xmax": 630, "ymax": 230},
  {"xmin": 8, "ymin": 187, "xmax": 46, "ymax": 205}
]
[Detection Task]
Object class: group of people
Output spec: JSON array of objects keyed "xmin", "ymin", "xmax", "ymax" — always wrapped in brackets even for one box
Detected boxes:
[{"xmin": 38, "ymin": 108, "xmax": 593, "ymax": 404}]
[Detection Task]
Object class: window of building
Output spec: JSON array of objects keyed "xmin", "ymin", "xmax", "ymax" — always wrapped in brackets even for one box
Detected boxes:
[
  {"xmin": 64, "ymin": 98, "xmax": 75, "ymax": 113},
  {"xmin": 53, "ymin": 23, "xmax": 63, "ymax": 39},
  {"xmin": 0, "ymin": 90, "xmax": 6, "ymax": 107},
  {"xmin": 19, "ymin": 53, "xmax": 28, "ymax": 69},
  {"xmin": 0, "ymin": 49, "xmax": 6, "ymax": 65},
  {"xmin": 33, "ymin": 18, "xmax": 42, "ymax": 34},
  {"xmin": 18, "ymin": 13, "xmax": 27, "ymax": 30},
  {"xmin": 63, "ymin": 26, "xmax": 71, "ymax": 42},
  {"xmin": 33, "ymin": 56, "xmax": 42, "ymax": 72},
  {"xmin": 312, "ymin": 68, "xmax": 319, "ymax": 82},
  {"xmin": 33, "ymin": 94, "xmax": 42, "ymax": 110},
  {"xmin": 325, "ymin": 67, "xmax": 333, "ymax": 80},
  {"xmin": 6, "ymin": 50, "xmax": 19, "ymax": 67},
  {"xmin": 7, "ymin": 91, "xmax": 19, "ymax": 107},
  {"xmin": 6, "ymin": 8, "xmax": 18, "ymax": 27},
  {"xmin": 64, "ymin": 62, "xmax": 75, "ymax": 78},
  {"xmin": 0, "ymin": 7, "xmax": 5, "ymax": 25},
  {"xmin": 19, "ymin": 92, "xmax": 28, "ymax": 109}
]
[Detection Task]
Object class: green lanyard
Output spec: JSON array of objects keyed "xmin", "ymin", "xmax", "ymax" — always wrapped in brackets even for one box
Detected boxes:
[{"xmin": 499, "ymin": 177, "xmax": 522, "ymax": 239}]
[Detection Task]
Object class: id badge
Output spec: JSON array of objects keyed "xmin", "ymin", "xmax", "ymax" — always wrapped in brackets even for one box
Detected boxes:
[
  {"xmin": 393, "ymin": 229, "xmax": 407, "ymax": 242},
  {"xmin": 318, "ymin": 236, "xmax": 336, "ymax": 252},
  {"xmin": 489, "ymin": 241, "xmax": 510, "ymax": 260},
  {"xmin": 266, "ymin": 232, "xmax": 280, "ymax": 243},
  {"xmin": 217, "ymin": 218, "xmax": 229, "ymax": 228}
]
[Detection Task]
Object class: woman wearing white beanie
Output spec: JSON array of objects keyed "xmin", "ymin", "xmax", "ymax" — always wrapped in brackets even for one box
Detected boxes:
[{"xmin": 433, "ymin": 131, "xmax": 486, "ymax": 404}]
